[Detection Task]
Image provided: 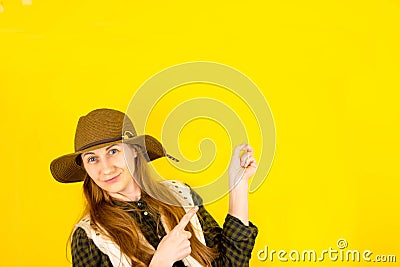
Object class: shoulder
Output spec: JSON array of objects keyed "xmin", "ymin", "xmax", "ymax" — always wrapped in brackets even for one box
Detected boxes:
[
  {"xmin": 72, "ymin": 226, "xmax": 89, "ymax": 243},
  {"xmin": 72, "ymin": 216, "xmax": 91, "ymax": 242},
  {"xmin": 71, "ymin": 219, "xmax": 114, "ymax": 266},
  {"xmin": 72, "ymin": 216, "xmax": 101, "ymax": 251},
  {"xmin": 72, "ymin": 217, "xmax": 97, "ymax": 249}
]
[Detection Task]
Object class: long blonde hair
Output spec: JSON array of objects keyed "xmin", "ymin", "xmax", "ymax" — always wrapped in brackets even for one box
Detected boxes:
[{"xmin": 80, "ymin": 144, "xmax": 217, "ymax": 266}]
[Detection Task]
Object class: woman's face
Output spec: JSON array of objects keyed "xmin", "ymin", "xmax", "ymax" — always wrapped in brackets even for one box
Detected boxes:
[{"xmin": 81, "ymin": 143, "xmax": 141, "ymax": 201}]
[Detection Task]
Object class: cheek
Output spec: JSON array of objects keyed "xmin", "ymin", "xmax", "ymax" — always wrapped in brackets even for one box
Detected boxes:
[
  {"xmin": 83, "ymin": 165, "xmax": 99, "ymax": 180},
  {"xmin": 114, "ymin": 154, "xmax": 130, "ymax": 169}
]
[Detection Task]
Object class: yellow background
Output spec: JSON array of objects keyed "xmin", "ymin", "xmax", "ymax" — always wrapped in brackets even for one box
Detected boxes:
[{"xmin": 1, "ymin": 0, "xmax": 399, "ymax": 266}]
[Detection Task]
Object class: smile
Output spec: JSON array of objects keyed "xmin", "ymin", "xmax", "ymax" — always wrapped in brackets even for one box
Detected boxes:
[{"xmin": 104, "ymin": 174, "xmax": 120, "ymax": 184}]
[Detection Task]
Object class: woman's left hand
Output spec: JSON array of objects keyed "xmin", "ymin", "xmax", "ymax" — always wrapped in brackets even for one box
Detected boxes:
[{"xmin": 228, "ymin": 143, "xmax": 257, "ymax": 187}]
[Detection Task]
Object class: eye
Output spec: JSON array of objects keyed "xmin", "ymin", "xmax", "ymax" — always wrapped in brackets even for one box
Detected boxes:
[
  {"xmin": 87, "ymin": 156, "xmax": 97, "ymax": 163},
  {"xmin": 109, "ymin": 148, "xmax": 118, "ymax": 155}
]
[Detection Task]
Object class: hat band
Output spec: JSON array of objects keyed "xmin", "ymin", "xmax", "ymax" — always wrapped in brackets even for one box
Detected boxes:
[{"xmin": 77, "ymin": 137, "xmax": 122, "ymax": 151}]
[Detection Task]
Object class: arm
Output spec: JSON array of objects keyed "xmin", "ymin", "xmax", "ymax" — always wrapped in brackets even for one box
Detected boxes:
[{"xmin": 228, "ymin": 143, "xmax": 257, "ymax": 226}]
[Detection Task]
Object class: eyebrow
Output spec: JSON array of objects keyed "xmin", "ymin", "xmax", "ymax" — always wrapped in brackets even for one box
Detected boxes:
[{"xmin": 81, "ymin": 144, "xmax": 120, "ymax": 158}]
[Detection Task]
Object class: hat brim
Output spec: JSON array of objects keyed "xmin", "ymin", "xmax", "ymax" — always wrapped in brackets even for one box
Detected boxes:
[{"xmin": 50, "ymin": 135, "xmax": 165, "ymax": 183}]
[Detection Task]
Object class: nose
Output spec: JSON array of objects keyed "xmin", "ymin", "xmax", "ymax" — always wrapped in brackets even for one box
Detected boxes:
[{"xmin": 100, "ymin": 157, "xmax": 115, "ymax": 175}]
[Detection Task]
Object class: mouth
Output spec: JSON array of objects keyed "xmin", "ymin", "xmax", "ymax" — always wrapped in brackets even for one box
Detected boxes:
[{"xmin": 104, "ymin": 174, "xmax": 120, "ymax": 184}]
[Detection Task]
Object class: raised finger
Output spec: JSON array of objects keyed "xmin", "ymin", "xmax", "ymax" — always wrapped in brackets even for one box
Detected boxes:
[{"xmin": 175, "ymin": 206, "xmax": 198, "ymax": 231}]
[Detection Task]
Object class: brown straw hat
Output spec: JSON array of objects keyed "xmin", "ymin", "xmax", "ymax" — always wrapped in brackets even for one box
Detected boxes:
[{"xmin": 50, "ymin": 108, "xmax": 178, "ymax": 183}]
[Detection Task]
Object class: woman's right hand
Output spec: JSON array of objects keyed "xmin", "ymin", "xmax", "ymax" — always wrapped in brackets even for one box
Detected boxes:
[{"xmin": 149, "ymin": 206, "xmax": 198, "ymax": 267}]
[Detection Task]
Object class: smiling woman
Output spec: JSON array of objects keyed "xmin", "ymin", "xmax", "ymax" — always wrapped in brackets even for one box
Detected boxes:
[
  {"xmin": 49, "ymin": 108, "xmax": 258, "ymax": 267},
  {"xmin": 81, "ymin": 143, "xmax": 141, "ymax": 201}
]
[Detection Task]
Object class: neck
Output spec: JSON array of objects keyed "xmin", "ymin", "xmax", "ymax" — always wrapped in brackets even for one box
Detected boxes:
[
  {"xmin": 109, "ymin": 179, "xmax": 142, "ymax": 202},
  {"xmin": 110, "ymin": 191, "xmax": 141, "ymax": 202}
]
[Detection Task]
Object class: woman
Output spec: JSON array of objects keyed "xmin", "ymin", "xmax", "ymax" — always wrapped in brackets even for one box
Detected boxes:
[{"xmin": 50, "ymin": 108, "xmax": 258, "ymax": 266}]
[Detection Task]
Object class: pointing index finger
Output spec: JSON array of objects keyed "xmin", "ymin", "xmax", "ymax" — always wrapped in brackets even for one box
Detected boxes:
[{"xmin": 175, "ymin": 206, "xmax": 199, "ymax": 231}]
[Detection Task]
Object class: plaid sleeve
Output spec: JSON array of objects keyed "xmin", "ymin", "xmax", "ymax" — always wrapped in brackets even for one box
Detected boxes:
[
  {"xmin": 190, "ymin": 188, "xmax": 258, "ymax": 267},
  {"xmin": 71, "ymin": 227, "xmax": 113, "ymax": 267}
]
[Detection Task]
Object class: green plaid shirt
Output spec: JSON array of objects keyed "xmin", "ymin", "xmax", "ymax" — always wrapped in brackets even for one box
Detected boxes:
[{"xmin": 72, "ymin": 189, "xmax": 258, "ymax": 266}]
